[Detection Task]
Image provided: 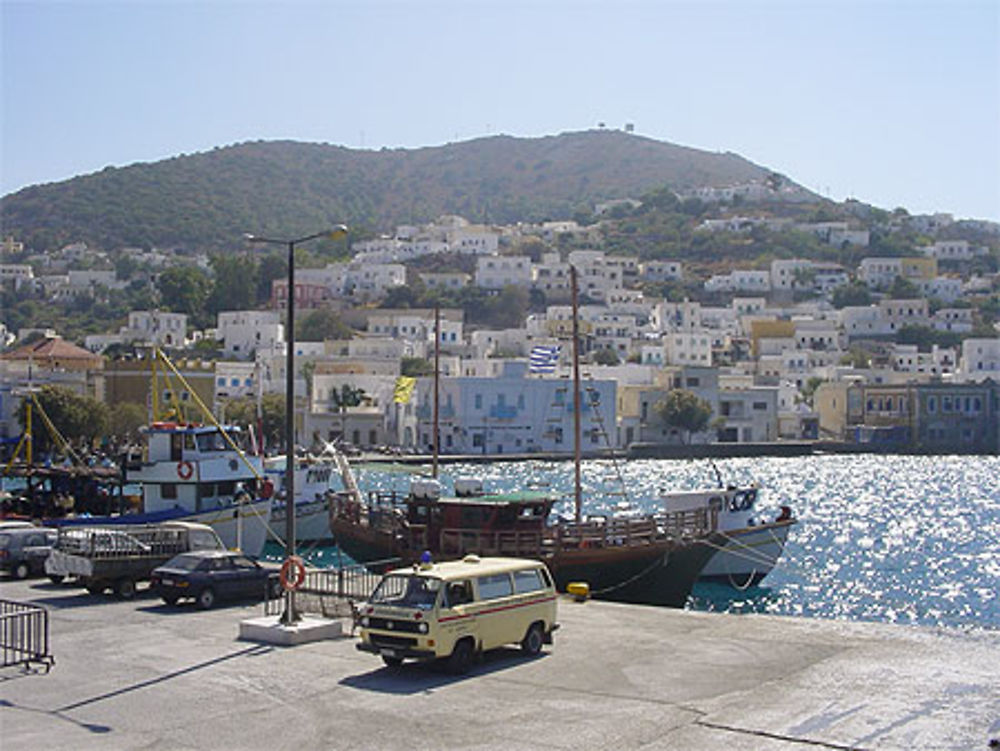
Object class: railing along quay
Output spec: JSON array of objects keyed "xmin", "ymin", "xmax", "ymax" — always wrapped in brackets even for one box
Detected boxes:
[
  {"xmin": 1, "ymin": 599, "xmax": 54, "ymax": 673},
  {"xmin": 264, "ymin": 558, "xmax": 402, "ymax": 620}
]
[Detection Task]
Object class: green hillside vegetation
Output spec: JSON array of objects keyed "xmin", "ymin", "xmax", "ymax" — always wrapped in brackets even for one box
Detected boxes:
[{"xmin": 1, "ymin": 130, "xmax": 777, "ymax": 253}]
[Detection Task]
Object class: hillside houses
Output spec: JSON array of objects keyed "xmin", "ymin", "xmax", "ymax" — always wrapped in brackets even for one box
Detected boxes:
[{"xmin": 3, "ymin": 209, "xmax": 999, "ymax": 454}]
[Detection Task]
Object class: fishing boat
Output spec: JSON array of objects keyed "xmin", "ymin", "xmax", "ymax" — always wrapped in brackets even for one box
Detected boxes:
[
  {"xmin": 331, "ymin": 276, "xmax": 723, "ymax": 607},
  {"xmin": 661, "ymin": 480, "xmax": 795, "ymax": 588},
  {"xmin": 120, "ymin": 421, "xmax": 272, "ymax": 557}
]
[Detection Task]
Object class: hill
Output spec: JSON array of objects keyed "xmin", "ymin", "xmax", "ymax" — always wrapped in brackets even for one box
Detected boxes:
[{"xmin": 0, "ymin": 130, "xmax": 803, "ymax": 253}]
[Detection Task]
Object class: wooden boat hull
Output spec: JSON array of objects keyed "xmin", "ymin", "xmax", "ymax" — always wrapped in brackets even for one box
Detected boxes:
[
  {"xmin": 331, "ymin": 513, "xmax": 722, "ymax": 608},
  {"xmin": 696, "ymin": 520, "xmax": 794, "ymax": 587},
  {"xmin": 548, "ymin": 534, "xmax": 723, "ymax": 608}
]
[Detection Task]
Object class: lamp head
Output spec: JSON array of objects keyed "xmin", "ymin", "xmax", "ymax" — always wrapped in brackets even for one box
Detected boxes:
[{"xmin": 326, "ymin": 224, "xmax": 349, "ymax": 240}]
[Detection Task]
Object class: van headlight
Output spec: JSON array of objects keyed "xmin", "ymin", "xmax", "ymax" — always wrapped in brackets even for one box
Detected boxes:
[
  {"xmin": 360, "ymin": 616, "xmax": 370, "ymax": 627},
  {"xmin": 418, "ymin": 622, "xmax": 429, "ymax": 634}
]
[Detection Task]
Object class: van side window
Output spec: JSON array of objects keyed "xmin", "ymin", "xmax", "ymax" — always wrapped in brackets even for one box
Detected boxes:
[
  {"xmin": 477, "ymin": 573, "xmax": 513, "ymax": 600},
  {"xmin": 513, "ymin": 569, "xmax": 545, "ymax": 594},
  {"xmin": 445, "ymin": 580, "xmax": 473, "ymax": 607}
]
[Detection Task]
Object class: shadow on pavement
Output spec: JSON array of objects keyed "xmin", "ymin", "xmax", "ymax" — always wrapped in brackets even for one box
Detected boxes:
[{"xmin": 340, "ymin": 647, "xmax": 548, "ymax": 695}]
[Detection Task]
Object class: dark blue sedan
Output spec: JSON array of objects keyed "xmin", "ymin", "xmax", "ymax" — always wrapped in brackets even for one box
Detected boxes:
[{"xmin": 150, "ymin": 550, "xmax": 282, "ymax": 609}]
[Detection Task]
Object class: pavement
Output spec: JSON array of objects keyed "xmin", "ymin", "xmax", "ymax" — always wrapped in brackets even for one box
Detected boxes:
[{"xmin": 1, "ymin": 575, "xmax": 998, "ymax": 751}]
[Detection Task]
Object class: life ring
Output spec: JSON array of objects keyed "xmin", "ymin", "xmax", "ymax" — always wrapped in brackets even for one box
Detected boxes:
[
  {"xmin": 176, "ymin": 461, "xmax": 194, "ymax": 480},
  {"xmin": 279, "ymin": 556, "xmax": 306, "ymax": 591}
]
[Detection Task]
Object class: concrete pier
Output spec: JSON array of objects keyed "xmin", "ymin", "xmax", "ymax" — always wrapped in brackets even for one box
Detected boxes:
[{"xmin": 1, "ymin": 576, "xmax": 997, "ymax": 750}]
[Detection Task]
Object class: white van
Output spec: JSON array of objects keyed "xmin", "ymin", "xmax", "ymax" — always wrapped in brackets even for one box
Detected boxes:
[{"xmin": 357, "ymin": 555, "xmax": 559, "ymax": 673}]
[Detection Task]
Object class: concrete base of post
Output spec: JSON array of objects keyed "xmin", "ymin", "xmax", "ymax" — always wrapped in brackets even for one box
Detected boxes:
[{"xmin": 238, "ymin": 615, "xmax": 345, "ymax": 646}]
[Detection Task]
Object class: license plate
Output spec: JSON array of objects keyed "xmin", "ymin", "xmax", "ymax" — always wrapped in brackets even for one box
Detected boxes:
[
  {"xmin": 161, "ymin": 578, "xmax": 175, "ymax": 586},
  {"xmin": 379, "ymin": 648, "xmax": 396, "ymax": 658}
]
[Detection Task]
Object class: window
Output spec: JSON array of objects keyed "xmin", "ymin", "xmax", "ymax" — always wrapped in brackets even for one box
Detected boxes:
[
  {"xmin": 942, "ymin": 396, "xmax": 953, "ymax": 412},
  {"xmin": 753, "ymin": 402, "xmax": 767, "ymax": 411},
  {"xmin": 513, "ymin": 569, "xmax": 545, "ymax": 594},
  {"xmin": 161, "ymin": 483, "xmax": 177, "ymax": 500},
  {"xmin": 928, "ymin": 397, "xmax": 936, "ymax": 413},
  {"xmin": 477, "ymin": 573, "xmax": 513, "ymax": 600},
  {"xmin": 474, "ymin": 394, "xmax": 483, "ymax": 409}
]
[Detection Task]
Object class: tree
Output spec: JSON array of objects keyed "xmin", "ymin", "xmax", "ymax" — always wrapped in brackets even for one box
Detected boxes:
[
  {"xmin": 223, "ymin": 393, "xmax": 285, "ymax": 451},
  {"xmin": 888, "ymin": 276, "xmax": 921, "ymax": 299},
  {"xmin": 831, "ymin": 282, "xmax": 872, "ymax": 309},
  {"xmin": 156, "ymin": 266, "xmax": 211, "ymax": 323},
  {"xmin": 108, "ymin": 403, "xmax": 147, "ymax": 444},
  {"xmin": 256, "ymin": 254, "xmax": 287, "ymax": 305},
  {"xmin": 208, "ymin": 254, "xmax": 257, "ymax": 315},
  {"xmin": 330, "ymin": 385, "xmax": 367, "ymax": 444},
  {"xmin": 401, "ymin": 357, "xmax": 434, "ymax": 377},
  {"xmin": 297, "ymin": 308, "xmax": 353, "ymax": 342},
  {"xmin": 654, "ymin": 389, "xmax": 712, "ymax": 444},
  {"xmin": 592, "ymin": 348, "xmax": 619, "ymax": 365},
  {"xmin": 16, "ymin": 385, "xmax": 109, "ymax": 455}
]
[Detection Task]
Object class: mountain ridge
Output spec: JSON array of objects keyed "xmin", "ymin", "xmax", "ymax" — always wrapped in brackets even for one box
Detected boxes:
[{"xmin": 0, "ymin": 129, "xmax": 806, "ymax": 252}]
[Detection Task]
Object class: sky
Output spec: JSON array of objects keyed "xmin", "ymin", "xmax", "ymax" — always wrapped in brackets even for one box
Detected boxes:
[{"xmin": 2, "ymin": 0, "xmax": 999, "ymax": 222}]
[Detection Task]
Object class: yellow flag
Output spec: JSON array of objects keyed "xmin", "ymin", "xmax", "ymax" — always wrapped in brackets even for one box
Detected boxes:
[{"xmin": 393, "ymin": 376, "xmax": 417, "ymax": 404}]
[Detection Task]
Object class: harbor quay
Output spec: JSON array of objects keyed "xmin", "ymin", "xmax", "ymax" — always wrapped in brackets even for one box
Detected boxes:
[{"xmin": 1, "ymin": 576, "xmax": 997, "ymax": 751}]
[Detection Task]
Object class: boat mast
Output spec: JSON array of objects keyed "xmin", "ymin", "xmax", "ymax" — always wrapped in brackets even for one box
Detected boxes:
[
  {"xmin": 432, "ymin": 305, "xmax": 440, "ymax": 479},
  {"xmin": 571, "ymin": 265, "xmax": 582, "ymax": 523}
]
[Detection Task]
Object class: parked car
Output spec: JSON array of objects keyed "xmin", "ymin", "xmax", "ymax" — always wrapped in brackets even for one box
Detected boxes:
[
  {"xmin": 0, "ymin": 527, "xmax": 58, "ymax": 579},
  {"xmin": 150, "ymin": 550, "xmax": 282, "ymax": 609}
]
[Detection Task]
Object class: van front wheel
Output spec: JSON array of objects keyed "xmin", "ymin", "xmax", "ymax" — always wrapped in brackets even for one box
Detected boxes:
[
  {"xmin": 521, "ymin": 623, "xmax": 544, "ymax": 656},
  {"xmin": 446, "ymin": 638, "xmax": 473, "ymax": 675}
]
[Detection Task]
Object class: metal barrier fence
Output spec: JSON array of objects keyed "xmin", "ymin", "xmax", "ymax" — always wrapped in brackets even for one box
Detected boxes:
[
  {"xmin": 264, "ymin": 558, "xmax": 402, "ymax": 620},
  {"xmin": 1, "ymin": 599, "xmax": 54, "ymax": 673}
]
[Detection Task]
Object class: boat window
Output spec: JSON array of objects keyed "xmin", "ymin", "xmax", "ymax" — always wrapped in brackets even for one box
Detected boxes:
[
  {"xmin": 513, "ymin": 569, "xmax": 545, "ymax": 594},
  {"xmin": 162, "ymin": 483, "xmax": 178, "ymax": 500},
  {"xmin": 189, "ymin": 530, "xmax": 222, "ymax": 550},
  {"xmin": 196, "ymin": 432, "xmax": 229, "ymax": 452},
  {"xmin": 478, "ymin": 573, "xmax": 514, "ymax": 600}
]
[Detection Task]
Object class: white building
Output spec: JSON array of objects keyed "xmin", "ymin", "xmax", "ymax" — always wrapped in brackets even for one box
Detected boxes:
[
  {"xmin": 704, "ymin": 269, "xmax": 771, "ymax": 294},
  {"xmin": 475, "ymin": 255, "xmax": 532, "ymax": 289},
  {"xmin": 664, "ymin": 330, "xmax": 713, "ymax": 366},
  {"xmin": 217, "ymin": 311, "xmax": 283, "ymax": 359},
  {"xmin": 639, "ymin": 259, "xmax": 683, "ymax": 283},
  {"xmin": 958, "ymin": 337, "xmax": 1000, "ymax": 381},
  {"xmin": 920, "ymin": 240, "xmax": 977, "ymax": 261},
  {"xmin": 123, "ymin": 310, "xmax": 188, "ymax": 347}
]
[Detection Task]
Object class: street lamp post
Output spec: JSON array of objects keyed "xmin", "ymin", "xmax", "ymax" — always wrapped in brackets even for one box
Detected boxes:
[{"xmin": 244, "ymin": 226, "xmax": 347, "ymax": 625}]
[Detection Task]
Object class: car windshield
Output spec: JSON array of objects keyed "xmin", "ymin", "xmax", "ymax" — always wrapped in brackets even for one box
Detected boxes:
[
  {"xmin": 165, "ymin": 554, "xmax": 208, "ymax": 571},
  {"xmin": 370, "ymin": 573, "xmax": 441, "ymax": 609}
]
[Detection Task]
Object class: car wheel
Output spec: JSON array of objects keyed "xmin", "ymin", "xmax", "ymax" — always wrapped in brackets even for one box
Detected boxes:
[
  {"xmin": 162, "ymin": 594, "xmax": 179, "ymax": 606},
  {"xmin": 196, "ymin": 587, "xmax": 216, "ymax": 610},
  {"xmin": 48, "ymin": 574, "xmax": 65, "ymax": 584},
  {"xmin": 13, "ymin": 562, "xmax": 29, "ymax": 580},
  {"xmin": 86, "ymin": 582, "xmax": 105, "ymax": 595},
  {"xmin": 446, "ymin": 638, "xmax": 473, "ymax": 675},
  {"xmin": 521, "ymin": 623, "xmax": 544, "ymax": 656},
  {"xmin": 381, "ymin": 655, "xmax": 404, "ymax": 668},
  {"xmin": 115, "ymin": 577, "xmax": 137, "ymax": 599}
]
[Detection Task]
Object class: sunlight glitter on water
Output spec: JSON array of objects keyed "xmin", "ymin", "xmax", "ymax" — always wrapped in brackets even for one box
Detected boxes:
[{"xmin": 301, "ymin": 454, "xmax": 1000, "ymax": 631}]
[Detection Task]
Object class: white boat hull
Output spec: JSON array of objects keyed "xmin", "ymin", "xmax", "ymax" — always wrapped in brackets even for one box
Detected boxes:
[
  {"xmin": 698, "ymin": 520, "xmax": 793, "ymax": 587},
  {"xmin": 269, "ymin": 497, "xmax": 332, "ymax": 542}
]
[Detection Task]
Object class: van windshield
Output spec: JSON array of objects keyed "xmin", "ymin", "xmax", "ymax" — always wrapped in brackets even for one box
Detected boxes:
[{"xmin": 370, "ymin": 573, "xmax": 442, "ymax": 609}]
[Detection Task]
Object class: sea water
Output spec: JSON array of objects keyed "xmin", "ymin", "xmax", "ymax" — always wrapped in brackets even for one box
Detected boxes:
[{"xmin": 268, "ymin": 453, "xmax": 1000, "ymax": 631}]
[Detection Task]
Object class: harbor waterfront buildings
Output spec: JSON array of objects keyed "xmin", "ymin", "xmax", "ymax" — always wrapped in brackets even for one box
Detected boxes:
[{"xmin": 2, "ymin": 208, "xmax": 999, "ymax": 454}]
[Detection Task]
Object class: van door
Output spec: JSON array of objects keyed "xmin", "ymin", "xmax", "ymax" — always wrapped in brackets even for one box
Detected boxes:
[
  {"xmin": 438, "ymin": 578, "xmax": 476, "ymax": 654},
  {"xmin": 475, "ymin": 572, "xmax": 515, "ymax": 650}
]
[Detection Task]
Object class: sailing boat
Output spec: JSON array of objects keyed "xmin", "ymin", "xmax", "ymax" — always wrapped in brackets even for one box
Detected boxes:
[{"xmin": 331, "ymin": 278, "xmax": 723, "ymax": 606}]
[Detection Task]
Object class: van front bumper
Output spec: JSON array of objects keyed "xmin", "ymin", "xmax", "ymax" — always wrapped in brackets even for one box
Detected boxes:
[{"xmin": 357, "ymin": 641, "xmax": 437, "ymax": 661}]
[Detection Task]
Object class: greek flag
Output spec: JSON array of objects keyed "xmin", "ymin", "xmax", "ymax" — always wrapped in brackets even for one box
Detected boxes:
[{"xmin": 529, "ymin": 345, "xmax": 560, "ymax": 373}]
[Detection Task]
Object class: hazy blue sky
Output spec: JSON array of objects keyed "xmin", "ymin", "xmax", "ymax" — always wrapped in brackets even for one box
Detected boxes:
[{"xmin": 2, "ymin": 0, "xmax": 998, "ymax": 221}]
